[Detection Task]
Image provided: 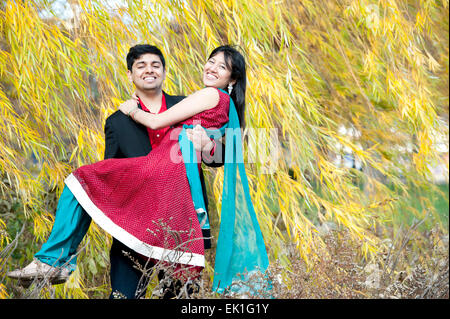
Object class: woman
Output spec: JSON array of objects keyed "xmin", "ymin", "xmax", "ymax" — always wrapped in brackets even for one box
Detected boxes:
[{"xmin": 8, "ymin": 45, "xmax": 269, "ymax": 294}]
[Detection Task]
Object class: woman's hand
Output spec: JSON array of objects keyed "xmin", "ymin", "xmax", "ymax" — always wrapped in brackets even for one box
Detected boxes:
[
  {"xmin": 119, "ymin": 94, "xmax": 157, "ymax": 129},
  {"xmin": 119, "ymin": 98, "xmax": 138, "ymax": 115}
]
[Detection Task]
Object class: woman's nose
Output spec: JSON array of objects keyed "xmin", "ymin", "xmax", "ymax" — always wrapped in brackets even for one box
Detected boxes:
[{"xmin": 208, "ymin": 63, "xmax": 218, "ymax": 72}]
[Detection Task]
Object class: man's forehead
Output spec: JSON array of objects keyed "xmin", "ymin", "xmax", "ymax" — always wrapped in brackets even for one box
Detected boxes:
[{"xmin": 134, "ymin": 53, "xmax": 162, "ymax": 64}]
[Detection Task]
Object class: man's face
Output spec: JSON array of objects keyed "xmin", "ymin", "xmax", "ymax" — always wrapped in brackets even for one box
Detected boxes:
[{"xmin": 127, "ymin": 53, "xmax": 166, "ymax": 92}]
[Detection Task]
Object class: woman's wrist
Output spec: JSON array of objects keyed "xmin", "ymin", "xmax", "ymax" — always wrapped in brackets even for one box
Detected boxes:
[
  {"xmin": 132, "ymin": 109, "xmax": 157, "ymax": 129},
  {"xmin": 133, "ymin": 109, "xmax": 145, "ymax": 123},
  {"xmin": 129, "ymin": 107, "xmax": 140, "ymax": 119}
]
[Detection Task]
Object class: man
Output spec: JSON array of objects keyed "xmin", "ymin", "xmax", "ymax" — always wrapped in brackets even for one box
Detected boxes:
[{"xmin": 105, "ymin": 44, "xmax": 224, "ymax": 299}]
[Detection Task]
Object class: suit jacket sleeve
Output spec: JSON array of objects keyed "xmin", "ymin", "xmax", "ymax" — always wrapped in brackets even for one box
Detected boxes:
[{"xmin": 104, "ymin": 117, "xmax": 122, "ymax": 160}]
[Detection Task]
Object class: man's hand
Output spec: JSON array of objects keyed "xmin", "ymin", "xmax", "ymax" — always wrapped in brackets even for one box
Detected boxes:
[{"xmin": 186, "ymin": 125, "xmax": 214, "ymax": 153}]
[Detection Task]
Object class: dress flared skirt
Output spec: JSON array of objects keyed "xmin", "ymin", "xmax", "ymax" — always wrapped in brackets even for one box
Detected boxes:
[{"xmin": 65, "ymin": 133, "xmax": 205, "ymax": 268}]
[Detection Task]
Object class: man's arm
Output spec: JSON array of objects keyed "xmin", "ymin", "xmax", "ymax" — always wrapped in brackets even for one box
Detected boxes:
[
  {"xmin": 201, "ymin": 138, "xmax": 225, "ymax": 168},
  {"xmin": 186, "ymin": 125, "xmax": 225, "ymax": 167}
]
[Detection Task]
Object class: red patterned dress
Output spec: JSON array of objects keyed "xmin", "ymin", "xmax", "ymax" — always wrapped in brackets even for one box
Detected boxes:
[{"xmin": 65, "ymin": 89, "xmax": 229, "ymax": 270}]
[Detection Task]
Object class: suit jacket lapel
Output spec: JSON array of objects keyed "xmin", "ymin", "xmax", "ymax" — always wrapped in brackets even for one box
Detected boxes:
[
  {"xmin": 126, "ymin": 113, "xmax": 152, "ymax": 154},
  {"xmin": 164, "ymin": 91, "xmax": 178, "ymax": 109}
]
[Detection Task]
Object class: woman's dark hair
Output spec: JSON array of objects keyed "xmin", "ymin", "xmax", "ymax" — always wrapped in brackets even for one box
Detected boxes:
[
  {"xmin": 208, "ymin": 45, "xmax": 246, "ymax": 128},
  {"xmin": 126, "ymin": 44, "xmax": 166, "ymax": 71}
]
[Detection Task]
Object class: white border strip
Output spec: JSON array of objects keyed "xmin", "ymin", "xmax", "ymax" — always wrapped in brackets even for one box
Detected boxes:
[{"xmin": 64, "ymin": 173, "xmax": 205, "ymax": 267}]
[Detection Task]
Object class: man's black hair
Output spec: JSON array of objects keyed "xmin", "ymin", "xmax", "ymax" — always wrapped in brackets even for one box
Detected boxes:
[{"xmin": 126, "ymin": 44, "xmax": 166, "ymax": 71}]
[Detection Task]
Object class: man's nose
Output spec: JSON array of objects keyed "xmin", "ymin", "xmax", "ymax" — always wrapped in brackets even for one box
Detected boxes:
[{"xmin": 144, "ymin": 65, "xmax": 154, "ymax": 73}]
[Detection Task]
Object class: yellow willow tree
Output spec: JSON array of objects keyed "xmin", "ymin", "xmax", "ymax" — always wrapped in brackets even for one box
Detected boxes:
[{"xmin": 0, "ymin": 0, "xmax": 448, "ymax": 298}]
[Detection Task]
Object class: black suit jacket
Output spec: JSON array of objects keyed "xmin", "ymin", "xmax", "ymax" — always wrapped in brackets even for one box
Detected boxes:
[{"xmin": 103, "ymin": 91, "xmax": 223, "ymax": 248}]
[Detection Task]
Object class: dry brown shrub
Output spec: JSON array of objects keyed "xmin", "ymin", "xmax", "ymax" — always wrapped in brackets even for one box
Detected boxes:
[
  {"xmin": 2, "ymin": 217, "xmax": 448, "ymax": 299},
  {"xmin": 263, "ymin": 225, "xmax": 449, "ymax": 299}
]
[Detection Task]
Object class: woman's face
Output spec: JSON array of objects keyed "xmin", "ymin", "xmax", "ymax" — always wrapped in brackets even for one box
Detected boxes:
[{"xmin": 202, "ymin": 51, "xmax": 235, "ymax": 89}]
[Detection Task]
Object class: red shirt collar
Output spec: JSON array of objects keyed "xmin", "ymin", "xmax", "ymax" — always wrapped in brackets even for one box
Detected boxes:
[{"xmin": 138, "ymin": 93, "xmax": 166, "ymax": 113}]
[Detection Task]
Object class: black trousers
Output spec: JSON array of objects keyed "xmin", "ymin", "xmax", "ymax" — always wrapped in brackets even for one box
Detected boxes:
[
  {"xmin": 109, "ymin": 238, "xmax": 155, "ymax": 299},
  {"xmin": 109, "ymin": 238, "xmax": 190, "ymax": 299}
]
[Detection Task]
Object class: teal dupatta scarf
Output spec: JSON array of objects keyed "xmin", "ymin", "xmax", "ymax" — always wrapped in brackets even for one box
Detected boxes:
[{"xmin": 178, "ymin": 89, "xmax": 270, "ymax": 295}]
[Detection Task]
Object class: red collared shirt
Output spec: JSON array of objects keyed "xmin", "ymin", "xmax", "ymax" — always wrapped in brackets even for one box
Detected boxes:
[{"xmin": 138, "ymin": 94, "xmax": 170, "ymax": 149}]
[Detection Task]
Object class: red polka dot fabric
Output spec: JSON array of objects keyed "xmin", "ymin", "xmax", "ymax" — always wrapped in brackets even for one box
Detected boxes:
[{"xmin": 72, "ymin": 89, "xmax": 229, "ymax": 270}]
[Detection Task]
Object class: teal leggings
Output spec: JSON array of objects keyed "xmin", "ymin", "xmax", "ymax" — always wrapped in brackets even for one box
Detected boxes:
[{"xmin": 34, "ymin": 186, "xmax": 91, "ymax": 272}]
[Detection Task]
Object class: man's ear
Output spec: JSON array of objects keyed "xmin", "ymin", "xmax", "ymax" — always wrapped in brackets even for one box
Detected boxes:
[{"xmin": 127, "ymin": 70, "xmax": 132, "ymax": 83}]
